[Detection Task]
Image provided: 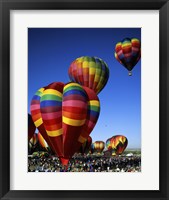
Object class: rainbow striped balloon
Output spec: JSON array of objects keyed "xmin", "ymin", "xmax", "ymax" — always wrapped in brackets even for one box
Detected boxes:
[
  {"xmin": 77, "ymin": 86, "xmax": 100, "ymax": 145},
  {"xmin": 30, "ymin": 82, "xmax": 100, "ymax": 165},
  {"xmin": 39, "ymin": 82, "xmax": 65, "ymax": 158},
  {"xmin": 31, "ymin": 85, "xmax": 58, "ymax": 154},
  {"xmin": 61, "ymin": 82, "xmax": 89, "ymax": 159},
  {"xmin": 106, "ymin": 135, "xmax": 128, "ymax": 155},
  {"xmin": 68, "ymin": 56, "xmax": 109, "ymax": 94},
  {"xmin": 115, "ymin": 38, "xmax": 141, "ymax": 75}
]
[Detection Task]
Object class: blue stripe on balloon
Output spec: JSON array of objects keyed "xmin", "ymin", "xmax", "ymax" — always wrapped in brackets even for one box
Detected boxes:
[
  {"xmin": 87, "ymin": 110, "xmax": 99, "ymax": 117},
  {"xmin": 119, "ymin": 53, "xmax": 125, "ymax": 60},
  {"xmin": 132, "ymin": 52, "xmax": 138, "ymax": 56},
  {"xmin": 125, "ymin": 57, "xmax": 132, "ymax": 63},
  {"xmin": 63, "ymin": 89, "xmax": 86, "ymax": 97},
  {"xmin": 40, "ymin": 100, "xmax": 62, "ymax": 107},
  {"xmin": 32, "ymin": 95, "xmax": 41, "ymax": 101}
]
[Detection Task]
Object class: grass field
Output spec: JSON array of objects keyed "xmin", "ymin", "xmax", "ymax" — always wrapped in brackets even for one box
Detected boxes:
[{"xmin": 122, "ymin": 148, "xmax": 141, "ymax": 155}]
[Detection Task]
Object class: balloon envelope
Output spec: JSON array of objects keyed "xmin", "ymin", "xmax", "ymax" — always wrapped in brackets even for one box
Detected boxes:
[
  {"xmin": 106, "ymin": 135, "xmax": 128, "ymax": 155},
  {"xmin": 31, "ymin": 82, "xmax": 100, "ymax": 165},
  {"xmin": 68, "ymin": 56, "xmax": 109, "ymax": 94},
  {"xmin": 31, "ymin": 86, "xmax": 57, "ymax": 153},
  {"xmin": 115, "ymin": 38, "xmax": 141, "ymax": 75},
  {"xmin": 92, "ymin": 141, "xmax": 105, "ymax": 153},
  {"xmin": 78, "ymin": 136, "xmax": 92, "ymax": 154},
  {"xmin": 29, "ymin": 133, "xmax": 38, "ymax": 151}
]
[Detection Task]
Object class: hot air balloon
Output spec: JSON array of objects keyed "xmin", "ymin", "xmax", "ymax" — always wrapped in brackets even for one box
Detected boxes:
[
  {"xmin": 37, "ymin": 132, "xmax": 50, "ymax": 151},
  {"xmin": 31, "ymin": 82, "xmax": 100, "ymax": 165},
  {"xmin": 78, "ymin": 136, "xmax": 92, "ymax": 154},
  {"xmin": 68, "ymin": 56, "xmax": 109, "ymax": 94},
  {"xmin": 106, "ymin": 135, "xmax": 128, "ymax": 156},
  {"xmin": 29, "ymin": 133, "xmax": 38, "ymax": 153},
  {"xmin": 92, "ymin": 141, "xmax": 105, "ymax": 154},
  {"xmin": 28, "ymin": 113, "xmax": 36, "ymax": 141},
  {"xmin": 30, "ymin": 85, "xmax": 62, "ymax": 153},
  {"xmin": 114, "ymin": 38, "xmax": 141, "ymax": 76}
]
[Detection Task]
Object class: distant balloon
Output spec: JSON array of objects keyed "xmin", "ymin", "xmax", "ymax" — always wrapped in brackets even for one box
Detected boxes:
[
  {"xmin": 31, "ymin": 82, "xmax": 100, "ymax": 165},
  {"xmin": 78, "ymin": 136, "xmax": 92, "ymax": 154},
  {"xmin": 114, "ymin": 38, "xmax": 141, "ymax": 76},
  {"xmin": 28, "ymin": 113, "xmax": 36, "ymax": 141},
  {"xmin": 29, "ymin": 133, "xmax": 38, "ymax": 151},
  {"xmin": 106, "ymin": 135, "xmax": 128, "ymax": 155},
  {"xmin": 92, "ymin": 141, "xmax": 105, "ymax": 153},
  {"xmin": 68, "ymin": 56, "xmax": 109, "ymax": 94}
]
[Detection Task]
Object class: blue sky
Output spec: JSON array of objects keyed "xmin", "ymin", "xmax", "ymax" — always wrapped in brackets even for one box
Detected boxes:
[{"xmin": 28, "ymin": 28, "xmax": 141, "ymax": 149}]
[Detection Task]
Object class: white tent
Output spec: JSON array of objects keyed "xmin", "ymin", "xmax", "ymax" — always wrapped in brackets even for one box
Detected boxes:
[{"xmin": 126, "ymin": 153, "xmax": 134, "ymax": 157}]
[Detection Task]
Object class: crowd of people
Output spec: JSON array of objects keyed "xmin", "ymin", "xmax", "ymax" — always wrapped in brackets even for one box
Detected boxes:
[{"xmin": 28, "ymin": 153, "xmax": 141, "ymax": 172}]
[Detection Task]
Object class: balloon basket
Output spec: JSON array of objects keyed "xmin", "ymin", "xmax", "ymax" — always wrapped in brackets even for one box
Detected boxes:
[{"xmin": 128, "ymin": 71, "xmax": 132, "ymax": 76}]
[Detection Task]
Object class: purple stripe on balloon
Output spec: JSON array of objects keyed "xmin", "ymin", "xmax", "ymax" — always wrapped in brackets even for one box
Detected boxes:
[
  {"xmin": 62, "ymin": 100, "xmax": 87, "ymax": 108},
  {"xmin": 41, "ymin": 106, "xmax": 61, "ymax": 113},
  {"xmin": 41, "ymin": 111, "xmax": 62, "ymax": 120}
]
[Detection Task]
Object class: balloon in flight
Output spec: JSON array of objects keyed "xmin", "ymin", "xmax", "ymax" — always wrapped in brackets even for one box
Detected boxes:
[
  {"xmin": 114, "ymin": 38, "xmax": 141, "ymax": 76},
  {"xmin": 68, "ymin": 56, "xmax": 109, "ymax": 94}
]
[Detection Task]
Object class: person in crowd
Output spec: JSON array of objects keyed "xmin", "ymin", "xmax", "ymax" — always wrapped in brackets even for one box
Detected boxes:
[{"xmin": 28, "ymin": 153, "xmax": 141, "ymax": 172}]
